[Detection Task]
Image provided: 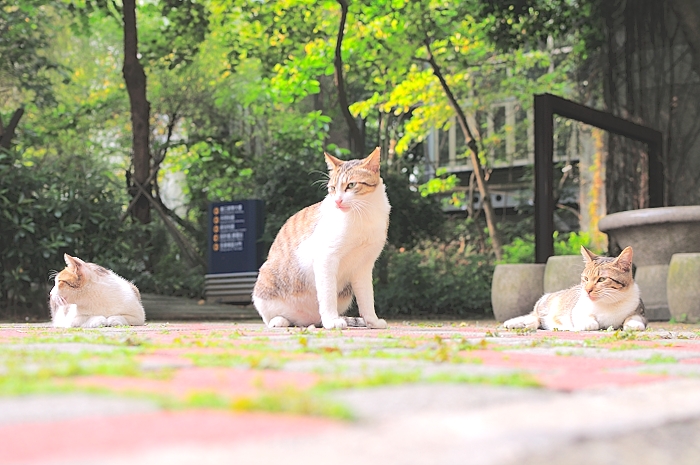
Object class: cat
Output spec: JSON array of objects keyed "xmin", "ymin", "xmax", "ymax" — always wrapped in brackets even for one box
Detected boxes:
[
  {"xmin": 253, "ymin": 147, "xmax": 391, "ymax": 330},
  {"xmin": 49, "ymin": 254, "xmax": 146, "ymax": 328},
  {"xmin": 503, "ymin": 246, "xmax": 647, "ymax": 331}
]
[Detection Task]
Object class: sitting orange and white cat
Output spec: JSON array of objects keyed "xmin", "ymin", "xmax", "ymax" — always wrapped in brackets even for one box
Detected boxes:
[
  {"xmin": 503, "ymin": 246, "xmax": 647, "ymax": 331},
  {"xmin": 253, "ymin": 147, "xmax": 390, "ymax": 329},
  {"xmin": 49, "ymin": 254, "xmax": 146, "ymax": 328}
]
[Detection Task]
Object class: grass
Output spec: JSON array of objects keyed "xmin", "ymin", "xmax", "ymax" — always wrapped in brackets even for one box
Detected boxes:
[
  {"xmin": 0, "ymin": 347, "xmax": 147, "ymax": 396},
  {"xmin": 319, "ymin": 369, "xmax": 541, "ymax": 390},
  {"xmin": 643, "ymin": 353, "xmax": 679, "ymax": 364}
]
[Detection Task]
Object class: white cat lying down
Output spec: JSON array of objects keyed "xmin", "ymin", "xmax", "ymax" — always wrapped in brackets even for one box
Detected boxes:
[{"xmin": 49, "ymin": 254, "xmax": 145, "ymax": 328}]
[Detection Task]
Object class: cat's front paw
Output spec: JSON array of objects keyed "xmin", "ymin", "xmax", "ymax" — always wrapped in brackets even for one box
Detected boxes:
[
  {"xmin": 322, "ymin": 318, "xmax": 348, "ymax": 330},
  {"xmin": 366, "ymin": 318, "xmax": 387, "ymax": 329},
  {"xmin": 82, "ymin": 316, "xmax": 108, "ymax": 328},
  {"xmin": 106, "ymin": 316, "xmax": 129, "ymax": 327},
  {"xmin": 576, "ymin": 318, "xmax": 600, "ymax": 331},
  {"xmin": 268, "ymin": 316, "xmax": 291, "ymax": 328},
  {"xmin": 623, "ymin": 318, "xmax": 646, "ymax": 331}
]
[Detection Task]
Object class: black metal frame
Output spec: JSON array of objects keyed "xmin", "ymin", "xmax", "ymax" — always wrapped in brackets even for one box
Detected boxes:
[{"xmin": 534, "ymin": 93, "xmax": 664, "ymax": 263}]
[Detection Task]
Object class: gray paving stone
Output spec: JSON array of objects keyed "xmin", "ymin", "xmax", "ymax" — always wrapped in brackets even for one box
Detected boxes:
[
  {"xmin": 282, "ymin": 356, "xmax": 518, "ymax": 379},
  {"xmin": 331, "ymin": 383, "xmax": 561, "ymax": 421},
  {"xmin": 0, "ymin": 394, "xmax": 158, "ymax": 425},
  {"xmin": 505, "ymin": 346, "xmax": 700, "ymax": 361},
  {"xmin": 2, "ymin": 343, "xmax": 120, "ymax": 354}
]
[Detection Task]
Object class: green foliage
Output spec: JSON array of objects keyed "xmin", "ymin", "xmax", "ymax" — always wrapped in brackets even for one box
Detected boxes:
[
  {"xmin": 104, "ymin": 223, "xmax": 206, "ymax": 301},
  {"xmin": 383, "ymin": 170, "xmax": 445, "ymax": 249},
  {"xmin": 500, "ymin": 235, "xmax": 536, "ymax": 264},
  {"xmin": 0, "ymin": 0, "xmax": 66, "ymax": 108},
  {"xmin": 475, "ymin": 0, "xmax": 584, "ymax": 51},
  {"xmin": 500, "ymin": 231, "xmax": 597, "ymax": 264},
  {"xmin": 252, "ymin": 146, "xmax": 328, "ymax": 244},
  {"xmin": 140, "ymin": 0, "xmax": 211, "ymax": 69}
]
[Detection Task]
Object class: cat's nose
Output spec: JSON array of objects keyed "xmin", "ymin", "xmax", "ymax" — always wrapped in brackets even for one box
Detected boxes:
[{"xmin": 335, "ymin": 198, "xmax": 344, "ymax": 207}]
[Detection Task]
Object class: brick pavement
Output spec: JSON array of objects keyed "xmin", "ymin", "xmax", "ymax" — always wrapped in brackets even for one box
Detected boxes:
[{"xmin": 1, "ymin": 320, "xmax": 700, "ymax": 464}]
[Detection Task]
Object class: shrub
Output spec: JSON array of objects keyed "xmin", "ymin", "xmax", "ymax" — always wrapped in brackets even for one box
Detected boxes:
[{"xmin": 374, "ymin": 240, "xmax": 494, "ymax": 319}]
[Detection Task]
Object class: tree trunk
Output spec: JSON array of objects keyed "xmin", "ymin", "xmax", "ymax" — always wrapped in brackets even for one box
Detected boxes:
[
  {"xmin": 670, "ymin": 0, "xmax": 700, "ymax": 80},
  {"xmin": 602, "ymin": 0, "xmax": 700, "ymax": 209},
  {"xmin": 122, "ymin": 0, "xmax": 151, "ymax": 224},
  {"xmin": 334, "ymin": 0, "xmax": 365, "ymax": 155},
  {"xmin": 0, "ymin": 107, "xmax": 24, "ymax": 150},
  {"xmin": 424, "ymin": 41, "xmax": 503, "ymax": 260}
]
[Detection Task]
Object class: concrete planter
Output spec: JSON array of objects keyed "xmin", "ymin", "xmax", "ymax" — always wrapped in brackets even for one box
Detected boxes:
[
  {"xmin": 491, "ymin": 264, "xmax": 545, "ymax": 322},
  {"xmin": 667, "ymin": 253, "xmax": 700, "ymax": 323},
  {"xmin": 598, "ymin": 206, "xmax": 700, "ymax": 320},
  {"xmin": 544, "ymin": 255, "xmax": 584, "ymax": 294},
  {"xmin": 635, "ymin": 265, "xmax": 670, "ymax": 321}
]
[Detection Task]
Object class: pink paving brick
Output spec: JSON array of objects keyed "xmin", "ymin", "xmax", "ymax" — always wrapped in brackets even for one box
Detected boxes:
[
  {"xmin": 463, "ymin": 349, "xmax": 670, "ymax": 391},
  {"xmin": 537, "ymin": 369, "xmax": 670, "ymax": 391},
  {"xmin": 0, "ymin": 410, "xmax": 340, "ymax": 464},
  {"xmin": 469, "ymin": 349, "xmax": 642, "ymax": 371},
  {"xmin": 71, "ymin": 366, "xmax": 320, "ymax": 399}
]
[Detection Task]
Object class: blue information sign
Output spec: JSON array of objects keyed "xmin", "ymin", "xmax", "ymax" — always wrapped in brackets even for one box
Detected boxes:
[{"xmin": 207, "ymin": 199, "xmax": 265, "ymax": 274}]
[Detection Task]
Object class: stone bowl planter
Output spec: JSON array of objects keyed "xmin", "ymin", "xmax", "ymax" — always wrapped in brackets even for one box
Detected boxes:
[
  {"xmin": 598, "ymin": 206, "xmax": 700, "ymax": 321},
  {"xmin": 491, "ymin": 264, "xmax": 545, "ymax": 322},
  {"xmin": 667, "ymin": 253, "xmax": 700, "ymax": 323},
  {"xmin": 598, "ymin": 206, "xmax": 700, "ymax": 266},
  {"xmin": 544, "ymin": 255, "xmax": 584, "ymax": 294}
]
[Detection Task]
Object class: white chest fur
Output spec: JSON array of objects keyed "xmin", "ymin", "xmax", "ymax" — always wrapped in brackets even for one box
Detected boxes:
[
  {"xmin": 296, "ymin": 183, "xmax": 390, "ymax": 281},
  {"xmin": 570, "ymin": 283, "xmax": 641, "ymax": 330}
]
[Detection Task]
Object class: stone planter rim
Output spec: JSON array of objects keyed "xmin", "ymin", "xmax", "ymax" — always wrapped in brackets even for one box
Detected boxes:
[{"xmin": 599, "ymin": 206, "xmax": 700, "ymax": 232}]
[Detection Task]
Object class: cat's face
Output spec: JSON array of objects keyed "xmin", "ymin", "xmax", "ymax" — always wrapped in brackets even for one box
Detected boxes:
[
  {"xmin": 580, "ymin": 246, "xmax": 634, "ymax": 302},
  {"xmin": 324, "ymin": 148, "xmax": 381, "ymax": 213}
]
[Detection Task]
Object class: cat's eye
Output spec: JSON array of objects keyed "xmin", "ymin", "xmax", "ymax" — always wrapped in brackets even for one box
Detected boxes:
[
  {"xmin": 346, "ymin": 182, "xmax": 356, "ymax": 190},
  {"xmin": 328, "ymin": 186, "xmax": 336, "ymax": 192},
  {"xmin": 597, "ymin": 277, "xmax": 607, "ymax": 283}
]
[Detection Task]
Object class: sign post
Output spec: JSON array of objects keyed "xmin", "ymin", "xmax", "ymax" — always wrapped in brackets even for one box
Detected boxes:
[{"xmin": 205, "ymin": 199, "xmax": 265, "ymax": 303}]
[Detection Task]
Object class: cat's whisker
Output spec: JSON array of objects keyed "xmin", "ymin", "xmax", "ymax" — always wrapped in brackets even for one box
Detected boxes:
[{"xmin": 351, "ymin": 199, "xmax": 371, "ymax": 223}]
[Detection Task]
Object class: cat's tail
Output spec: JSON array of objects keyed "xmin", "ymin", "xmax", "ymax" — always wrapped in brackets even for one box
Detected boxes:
[{"xmin": 342, "ymin": 316, "xmax": 366, "ymax": 327}]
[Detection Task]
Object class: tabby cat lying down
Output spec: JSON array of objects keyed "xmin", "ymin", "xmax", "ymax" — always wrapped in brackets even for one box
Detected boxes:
[{"xmin": 503, "ymin": 246, "xmax": 647, "ymax": 331}]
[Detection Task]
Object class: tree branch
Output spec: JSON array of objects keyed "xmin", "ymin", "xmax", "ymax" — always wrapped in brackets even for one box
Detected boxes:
[
  {"xmin": 0, "ymin": 107, "xmax": 24, "ymax": 150},
  {"xmin": 670, "ymin": 0, "xmax": 700, "ymax": 80},
  {"xmin": 423, "ymin": 39, "xmax": 503, "ymax": 259},
  {"xmin": 130, "ymin": 177, "xmax": 205, "ymax": 268},
  {"xmin": 334, "ymin": 0, "xmax": 364, "ymax": 155}
]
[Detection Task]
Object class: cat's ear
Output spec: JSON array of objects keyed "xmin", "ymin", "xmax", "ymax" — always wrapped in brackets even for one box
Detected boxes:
[
  {"xmin": 324, "ymin": 152, "xmax": 344, "ymax": 171},
  {"xmin": 64, "ymin": 255, "xmax": 87, "ymax": 278},
  {"xmin": 362, "ymin": 147, "xmax": 381, "ymax": 173},
  {"xmin": 64, "ymin": 254, "xmax": 83, "ymax": 268},
  {"xmin": 580, "ymin": 246, "xmax": 598, "ymax": 264},
  {"xmin": 615, "ymin": 246, "xmax": 634, "ymax": 272}
]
